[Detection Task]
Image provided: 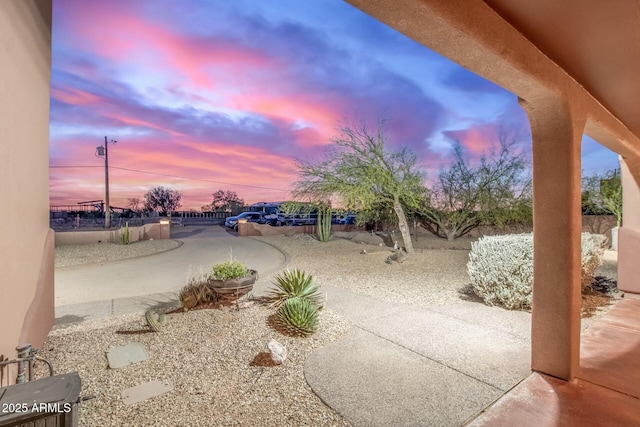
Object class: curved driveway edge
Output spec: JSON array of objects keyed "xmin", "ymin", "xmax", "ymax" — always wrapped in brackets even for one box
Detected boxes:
[{"xmin": 55, "ymin": 227, "xmax": 289, "ymax": 323}]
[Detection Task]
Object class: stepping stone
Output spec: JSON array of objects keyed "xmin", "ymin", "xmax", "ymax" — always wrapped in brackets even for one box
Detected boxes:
[
  {"xmin": 122, "ymin": 380, "xmax": 173, "ymax": 405},
  {"xmin": 106, "ymin": 342, "xmax": 148, "ymax": 369}
]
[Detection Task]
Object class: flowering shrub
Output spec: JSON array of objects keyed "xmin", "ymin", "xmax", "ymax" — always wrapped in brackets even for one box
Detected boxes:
[{"xmin": 467, "ymin": 233, "xmax": 606, "ymax": 310}]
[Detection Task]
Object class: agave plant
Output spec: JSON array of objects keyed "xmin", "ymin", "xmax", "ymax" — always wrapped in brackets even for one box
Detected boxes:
[
  {"xmin": 277, "ymin": 297, "xmax": 319, "ymax": 336},
  {"xmin": 267, "ymin": 268, "xmax": 323, "ymax": 308}
]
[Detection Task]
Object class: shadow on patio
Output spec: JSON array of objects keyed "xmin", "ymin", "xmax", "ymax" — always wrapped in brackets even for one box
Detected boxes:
[{"xmin": 469, "ymin": 296, "xmax": 640, "ymax": 426}]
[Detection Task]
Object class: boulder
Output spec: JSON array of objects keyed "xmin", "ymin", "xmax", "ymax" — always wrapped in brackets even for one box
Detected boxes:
[{"xmin": 267, "ymin": 339, "xmax": 287, "ymax": 364}]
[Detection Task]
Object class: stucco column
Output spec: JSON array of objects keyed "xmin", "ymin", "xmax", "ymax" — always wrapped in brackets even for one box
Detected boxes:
[
  {"xmin": 618, "ymin": 157, "xmax": 640, "ymax": 293},
  {"xmin": 519, "ymin": 97, "xmax": 584, "ymax": 380}
]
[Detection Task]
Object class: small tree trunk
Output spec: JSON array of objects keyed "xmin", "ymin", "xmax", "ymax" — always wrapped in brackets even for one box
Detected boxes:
[{"xmin": 393, "ymin": 198, "xmax": 414, "ymax": 253}]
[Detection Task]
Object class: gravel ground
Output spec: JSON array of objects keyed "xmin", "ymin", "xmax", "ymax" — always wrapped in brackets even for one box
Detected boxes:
[
  {"xmin": 254, "ymin": 234, "xmax": 620, "ymax": 309},
  {"xmin": 256, "ymin": 234, "xmax": 479, "ymax": 307},
  {"xmin": 38, "ymin": 306, "xmax": 351, "ymax": 427},
  {"xmin": 55, "ymin": 240, "xmax": 182, "ymax": 268},
  {"xmin": 43, "ymin": 231, "xmax": 619, "ymax": 426}
]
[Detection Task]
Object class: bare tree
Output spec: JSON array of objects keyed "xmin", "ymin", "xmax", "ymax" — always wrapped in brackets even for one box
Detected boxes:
[
  {"xmin": 419, "ymin": 138, "xmax": 531, "ymax": 241},
  {"xmin": 294, "ymin": 119, "xmax": 424, "ymax": 253},
  {"xmin": 144, "ymin": 186, "xmax": 182, "ymax": 217}
]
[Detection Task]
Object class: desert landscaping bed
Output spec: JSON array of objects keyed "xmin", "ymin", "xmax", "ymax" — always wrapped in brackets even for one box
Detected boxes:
[
  {"xmin": 256, "ymin": 234, "xmax": 474, "ymax": 307},
  {"xmin": 37, "ymin": 305, "xmax": 351, "ymax": 426},
  {"xmin": 45, "ymin": 230, "xmax": 619, "ymax": 426},
  {"xmin": 254, "ymin": 234, "xmax": 620, "ymax": 316},
  {"xmin": 55, "ymin": 239, "xmax": 182, "ymax": 268}
]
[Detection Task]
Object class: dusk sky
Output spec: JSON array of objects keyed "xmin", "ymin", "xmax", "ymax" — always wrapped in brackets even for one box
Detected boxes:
[{"xmin": 49, "ymin": 0, "xmax": 619, "ymax": 210}]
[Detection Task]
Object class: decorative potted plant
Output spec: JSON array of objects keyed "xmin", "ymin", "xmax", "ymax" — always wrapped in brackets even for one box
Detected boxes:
[{"xmin": 208, "ymin": 259, "xmax": 257, "ymax": 300}]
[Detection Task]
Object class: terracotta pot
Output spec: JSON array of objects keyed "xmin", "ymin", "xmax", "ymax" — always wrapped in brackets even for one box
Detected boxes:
[{"xmin": 209, "ymin": 270, "xmax": 258, "ymax": 297}]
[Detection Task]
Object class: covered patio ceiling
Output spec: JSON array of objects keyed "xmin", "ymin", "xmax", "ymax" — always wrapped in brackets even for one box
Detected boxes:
[
  {"xmin": 485, "ymin": 0, "xmax": 640, "ymax": 143},
  {"xmin": 345, "ymin": 0, "xmax": 640, "ymax": 169}
]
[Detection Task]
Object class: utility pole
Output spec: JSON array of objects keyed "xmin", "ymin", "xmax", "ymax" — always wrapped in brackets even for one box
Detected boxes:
[{"xmin": 96, "ymin": 136, "xmax": 117, "ymax": 228}]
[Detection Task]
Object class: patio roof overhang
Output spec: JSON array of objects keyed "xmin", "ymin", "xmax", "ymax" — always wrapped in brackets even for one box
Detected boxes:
[{"xmin": 345, "ymin": 0, "xmax": 640, "ymax": 181}]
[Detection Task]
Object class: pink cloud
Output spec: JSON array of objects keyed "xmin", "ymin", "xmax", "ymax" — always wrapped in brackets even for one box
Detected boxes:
[
  {"xmin": 50, "ymin": 132, "xmax": 299, "ymax": 209},
  {"xmin": 56, "ymin": 1, "xmax": 276, "ymax": 90},
  {"xmin": 442, "ymin": 123, "xmax": 503, "ymax": 156},
  {"xmin": 230, "ymin": 93, "xmax": 343, "ymax": 147},
  {"xmin": 50, "ymin": 87, "xmax": 103, "ymax": 106}
]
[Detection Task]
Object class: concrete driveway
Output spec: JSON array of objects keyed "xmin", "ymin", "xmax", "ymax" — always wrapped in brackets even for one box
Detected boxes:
[{"xmin": 55, "ymin": 225, "xmax": 287, "ymax": 323}]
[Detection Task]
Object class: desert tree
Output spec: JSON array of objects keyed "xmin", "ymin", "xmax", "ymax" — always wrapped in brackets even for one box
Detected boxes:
[
  {"xmin": 582, "ymin": 168, "xmax": 623, "ymax": 226},
  {"xmin": 601, "ymin": 169, "xmax": 623, "ymax": 226},
  {"xmin": 419, "ymin": 137, "xmax": 531, "ymax": 241},
  {"xmin": 144, "ymin": 186, "xmax": 182, "ymax": 217},
  {"xmin": 293, "ymin": 119, "xmax": 424, "ymax": 253},
  {"xmin": 202, "ymin": 190, "xmax": 245, "ymax": 213}
]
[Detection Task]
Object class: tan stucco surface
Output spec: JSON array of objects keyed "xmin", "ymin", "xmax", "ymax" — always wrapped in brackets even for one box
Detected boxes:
[
  {"xmin": 345, "ymin": 0, "xmax": 640, "ymax": 183},
  {"xmin": 485, "ymin": 0, "xmax": 640, "ymax": 144},
  {"xmin": 619, "ymin": 159, "xmax": 640, "ymax": 293},
  {"xmin": 0, "ymin": 0, "xmax": 53, "ymax": 369}
]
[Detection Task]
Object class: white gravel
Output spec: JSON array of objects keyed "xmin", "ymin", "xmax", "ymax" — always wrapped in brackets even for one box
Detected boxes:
[
  {"xmin": 55, "ymin": 240, "xmax": 182, "ymax": 268},
  {"xmin": 255, "ymin": 235, "xmax": 474, "ymax": 307},
  {"xmin": 255, "ymin": 234, "xmax": 619, "ymax": 309},
  {"xmin": 38, "ymin": 306, "xmax": 351, "ymax": 426}
]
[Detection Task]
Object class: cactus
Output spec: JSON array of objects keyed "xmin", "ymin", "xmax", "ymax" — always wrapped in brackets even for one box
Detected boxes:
[
  {"xmin": 145, "ymin": 309, "xmax": 167, "ymax": 332},
  {"xmin": 119, "ymin": 222, "xmax": 130, "ymax": 245},
  {"xmin": 266, "ymin": 268, "xmax": 323, "ymax": 308},
  {"xmin": 277, "ymin": 297, "xmax": 319, "ymax": 336},
  {"xmin": 316, "ymin": 206, "xmax": 332, "ymax": 242}
]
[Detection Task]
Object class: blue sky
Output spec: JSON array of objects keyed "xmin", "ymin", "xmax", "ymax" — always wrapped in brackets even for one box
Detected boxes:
[{"xmin": 49, "ymin": 0, "xmax": 619, "ymax": 209}]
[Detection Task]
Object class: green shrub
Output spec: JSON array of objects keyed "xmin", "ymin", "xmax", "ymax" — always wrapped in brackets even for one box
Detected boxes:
[
  {"xmin": 277, "ymin": 297, "xmax": 319, "ymax": 335},
  {"xmin": 467, "ymin": 233, "xmax": 606, "ymax": 310},
  {"xmin": 211, "ymin": 260, "xmax": 249, "ymax": 280},
  {"xmin": 266, "ymin": 268, "xmax": 323, "ymax": 308}
]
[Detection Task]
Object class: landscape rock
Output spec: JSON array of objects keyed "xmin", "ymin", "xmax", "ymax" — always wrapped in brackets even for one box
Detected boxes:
[{"xmin": 267, "ymin": 339, "xmax": 287, "ymax": 364}]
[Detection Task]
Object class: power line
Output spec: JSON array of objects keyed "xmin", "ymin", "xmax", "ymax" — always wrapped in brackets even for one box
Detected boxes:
[{"xmin": 49, "ymin": 165, "xmax": 291, "ymax": 192}]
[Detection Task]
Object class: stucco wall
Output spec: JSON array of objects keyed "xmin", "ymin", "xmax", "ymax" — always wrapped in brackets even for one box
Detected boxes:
[
  {"xmin": 55, "ymin": 223, "xmax": 170, "ymax": 246},
  {"xmin": 618, "ymin": 158, "xmax": 640, "ymax": 293},
  {"xmin": 0, "ymin": 0, "xmax": 53, "ymax": 377}
]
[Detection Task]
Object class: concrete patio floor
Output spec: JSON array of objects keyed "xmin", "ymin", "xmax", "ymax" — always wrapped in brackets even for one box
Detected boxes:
[{"xmin": 469, "ymin": 296, "xmax": 640, "ymax": 426}]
